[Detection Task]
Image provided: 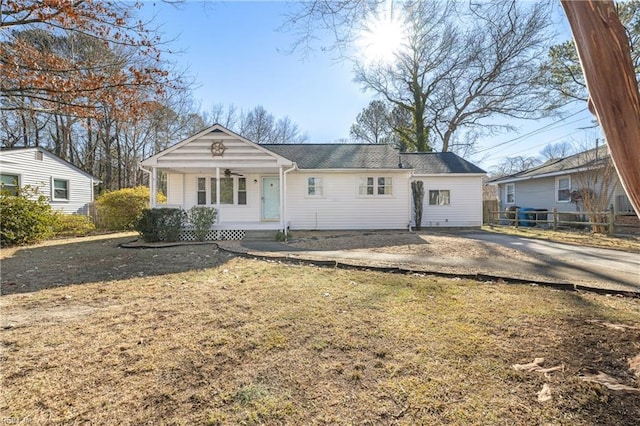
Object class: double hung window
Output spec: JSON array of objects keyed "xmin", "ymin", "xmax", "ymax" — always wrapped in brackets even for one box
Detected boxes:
[
  {"xmin": 307, "ymin": 177, "xmax": 323, "ymax": 196},
  {"xmin": 359, "ymin": 176, "xmax": 392, "ymax": 196},
  {"xmin": 53, "ymin": 178, "xmax": 69, "ymax": 200}
]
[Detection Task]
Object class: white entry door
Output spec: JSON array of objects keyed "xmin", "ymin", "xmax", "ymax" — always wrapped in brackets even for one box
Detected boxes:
[{"xmin": 261, "ymin": 177, "xmax": 280, "ymax": 221}]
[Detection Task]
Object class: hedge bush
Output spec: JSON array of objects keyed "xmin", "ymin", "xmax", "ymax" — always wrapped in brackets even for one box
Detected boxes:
[
  {"xmin": 186, "ymin": 206, "xmax": 217, "ymax": 241},
  {"xmin": 0, "ymin": 188, "xmax": 59, "ymax": 246},
  {"xmin": 135, "ymin": 208, "xmax": 186, "ymax": 242},
  {"xmin": 95, "ymin": 186, "xmax": 166, "ymax": 231},
  {"xmin": 53, "ymin": 214, "xmax": 96, "ymax": 237}
]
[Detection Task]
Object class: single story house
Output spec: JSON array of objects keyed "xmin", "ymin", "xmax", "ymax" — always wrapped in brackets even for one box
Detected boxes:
[
  {"xmin": 140, "ymin": 124, "xmax": 485, "ymax": 238},
  {"xmin": 0, "ymin": 147, "xmax": 100, "ymax": 215},
  {"xmin": 488, "ymin": 146, "xmax": 635, "ymax": 216}
]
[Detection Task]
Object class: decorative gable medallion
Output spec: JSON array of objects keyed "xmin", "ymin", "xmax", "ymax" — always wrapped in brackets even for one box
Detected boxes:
[{"xmin": 210, "ymin": 140, "xmax": 226, "ymax": 157}]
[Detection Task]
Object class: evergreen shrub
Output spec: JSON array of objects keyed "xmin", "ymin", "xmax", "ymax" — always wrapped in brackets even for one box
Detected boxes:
[
  {"xmin": 95, "ymin": 186, "xmax": 166, "ymax": 230},
  {"xmin": 53, "ymin": 214, "xmax": 96, "ymax": 237},
  {"xmin": 0, "ymin": 187, "xmax": 59, "ymax": 245},
  {"xmin": 135, "ymin": 208, "xmax": 186, "ymax": 242},
  {"xmin": 186, "ymin": 206, "xmax": 217, "ymax": 241}
]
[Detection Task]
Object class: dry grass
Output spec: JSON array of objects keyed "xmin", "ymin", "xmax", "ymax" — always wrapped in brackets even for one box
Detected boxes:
[
  {"xmin": 1, "ymin": 236, "xmax": 640, "ymax": 425},
  {"xmin": 482, "ymin": 226, "xmax": 640, "ymax": 253}
]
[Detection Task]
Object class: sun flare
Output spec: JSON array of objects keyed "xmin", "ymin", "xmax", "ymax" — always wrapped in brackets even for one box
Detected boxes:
[{"xmin": 357, "ymin": 12, "xmax": 405, "ymax": 63}]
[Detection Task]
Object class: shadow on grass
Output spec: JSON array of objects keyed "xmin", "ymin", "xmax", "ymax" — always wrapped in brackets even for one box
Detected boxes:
[{"xmin": 0, "ymin": 235, "xmax": 234, "ymax": 295}]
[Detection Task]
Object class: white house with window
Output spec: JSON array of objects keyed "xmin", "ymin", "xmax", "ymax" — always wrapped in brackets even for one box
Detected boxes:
[
  {"xmin": 140, "ymin": 124, "xmax": 485, "ymax": 235},
  {"xmin": 0, "ymin": 147, "xmax": 100, "ymax": 215},
  {"xmin": 488, "ymin": 146, "xmax": 635, "ymax": 216}
]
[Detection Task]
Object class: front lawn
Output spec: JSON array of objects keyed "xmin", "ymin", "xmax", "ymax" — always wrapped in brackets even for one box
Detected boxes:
[{"xmin": 1, "ymin": 238, "xmax": 639, "ymax": 424}]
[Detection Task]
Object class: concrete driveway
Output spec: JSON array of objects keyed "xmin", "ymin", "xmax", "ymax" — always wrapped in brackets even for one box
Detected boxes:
[
  {"xmin": 234, "ymin": 231, "xmax": 639, "ymax": 294},
  {"xmin": 459, "ymin": 231, "xmax": 639, "ymax": 292}
]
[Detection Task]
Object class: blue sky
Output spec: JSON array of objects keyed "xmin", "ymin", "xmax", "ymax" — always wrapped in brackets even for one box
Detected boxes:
[{"xmin": 140, "ymin": 1, "xmax": 601, "ymax": 170}]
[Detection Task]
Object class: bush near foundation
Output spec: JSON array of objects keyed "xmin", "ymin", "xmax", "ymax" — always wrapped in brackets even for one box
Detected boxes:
[
  {"xmin": 0, "ymin": 187, "xmax": 59, "ymax": 246},
  {"xmin": 95, "ymin": 186, "xmax": 166, "ymax": 230},
  {"xmin": 53, "ymin": 214, "xmax": 96, "ymax": 237},
  {"xmin": 186, "ymin": 206, "xmax": 217, "ymax": 241},
  {"xmin": 135, "ymin": 208, "xmax": 186, "ymax": 242}
]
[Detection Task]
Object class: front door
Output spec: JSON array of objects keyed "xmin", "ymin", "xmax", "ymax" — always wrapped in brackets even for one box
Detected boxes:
[{"xmin": 261, "ymin": 177, "xmax": 280, "ymax": 221}]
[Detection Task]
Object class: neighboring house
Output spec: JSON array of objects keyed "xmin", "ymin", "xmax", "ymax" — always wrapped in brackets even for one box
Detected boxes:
[
  {"xmin": 488, "ymin": 147, "xmax": 635, "ymax": 216},
  {"xmin": 140, "ymin": 124, "xmax": 485, "ymax": 236},
  {"xmin": 0, "ymin": 147, "xmax": 100, "ymax": 215}
]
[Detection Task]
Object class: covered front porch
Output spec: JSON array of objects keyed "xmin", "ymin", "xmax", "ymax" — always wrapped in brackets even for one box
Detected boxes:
[{"xmin": 139, "ymin": 125, "xmax": 296, "ymax": 239}]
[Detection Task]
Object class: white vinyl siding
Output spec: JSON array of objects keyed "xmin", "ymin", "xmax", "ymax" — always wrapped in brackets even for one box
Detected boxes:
[
  {"xmin": 0, "ymin": 149, "xmax": 95, "ymax": 214},
  {"xmin": 287, "ymin": 172, "xmax": 410, "ymax": 230},
  {"xmin": 416, "ymin": 176, "xmax": 483, "ymax": 227},
  {"xmin": 155, "ymin": 133, "xmax": 285, "ymax": 170}
]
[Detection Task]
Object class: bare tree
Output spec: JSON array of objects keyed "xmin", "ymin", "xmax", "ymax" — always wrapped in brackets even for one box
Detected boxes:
[
  {"xmin": 569, "ymin": 146, "xmax": 617, "ymax": 233},
  {"xmin": 273, "ymin": 116, "xmax": 308, "ymax": 144},
  {"xmin": 488, "ymin": 156, "xmax": 541, "ymax": 179},
  {"xmin": 540, "ymin": 142, "xmax": 575, "ymax": 160},
  {"xmin": 239, "ymin": 106, "xmax": 276, "ymax": 144},
  {"xmin": 428, "ymin": 1, "xmax": 554, "ymax": 153},
  {"xmin": 349, "ymin": 100, "xmax": 394, "ymax": 144},
  {"xmin": 285, "ymin": 0, "xmax": 555, "ymax": 153}
]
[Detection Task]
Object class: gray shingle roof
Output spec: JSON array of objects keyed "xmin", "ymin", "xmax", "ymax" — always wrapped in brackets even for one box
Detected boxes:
[
  {"xmin": 488, "ymin": 146, "xmax": 609, "ymax": 183},
  {"xmin": 262, "ymin": 144, "xmax": 485, "ymax": 174},
  {"xmin": 263, "ymin": 144, "xmax": 402, "ymax": 169},
  {"xmin": 399, "ymin": 152, "xmax": 486, "ymax": 174}
]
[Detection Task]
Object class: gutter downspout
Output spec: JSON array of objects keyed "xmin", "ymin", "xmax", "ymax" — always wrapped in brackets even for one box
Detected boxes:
[
  {"xmin": 408, "ymin": 170, "xmax": 414, "ymax": 232},
  {"xmin": 283, "ymin": 163, "xmax": 297, "ymax": 236}
]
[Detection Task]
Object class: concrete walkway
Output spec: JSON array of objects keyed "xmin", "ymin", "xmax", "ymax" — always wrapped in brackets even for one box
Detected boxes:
[{"xmin": 230, "ymin": 232, "xmax": 639, "ymax": 295}]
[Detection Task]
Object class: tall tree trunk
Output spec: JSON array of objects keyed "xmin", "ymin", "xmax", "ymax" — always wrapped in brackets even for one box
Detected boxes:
[{"xmin": 562, "ymin": 0, "xmax": 640, "ymax": 219}]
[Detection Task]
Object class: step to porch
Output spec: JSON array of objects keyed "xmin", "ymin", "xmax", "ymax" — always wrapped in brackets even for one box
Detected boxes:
[{"xmin": 243, "ymin": 230, "xmax": 279, "ymax": 242}]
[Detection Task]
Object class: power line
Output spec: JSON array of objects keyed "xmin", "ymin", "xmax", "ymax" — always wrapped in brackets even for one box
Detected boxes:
[
  {"xmin": 474, "ymin": 108, "xmax": 589, "ymax": 154},
  {"xmin": 483, "ymin": 129, "xmax": 584, "ymax": 162}
]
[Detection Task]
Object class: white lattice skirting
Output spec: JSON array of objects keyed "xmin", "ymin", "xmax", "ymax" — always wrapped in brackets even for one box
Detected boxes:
[{"xmin": 179, "ymin": 229, "xmax": 246, "ymax": 241}]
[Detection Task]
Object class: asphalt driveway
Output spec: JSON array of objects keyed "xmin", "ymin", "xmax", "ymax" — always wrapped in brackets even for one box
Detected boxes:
[{"xmin": 235, "ymin": 231, "xmax": 640, "ymax": 294}]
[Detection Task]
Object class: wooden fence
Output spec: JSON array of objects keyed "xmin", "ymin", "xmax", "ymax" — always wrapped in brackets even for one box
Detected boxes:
[{"xmin": 486, "ymin": 205, "xmax": 639, "ymax": 236}]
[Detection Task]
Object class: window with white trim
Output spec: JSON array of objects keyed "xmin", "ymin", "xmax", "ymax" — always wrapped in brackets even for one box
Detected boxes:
[
  {"xmin": 212, "ymin": 177, "xmax": 234, "ymax": 204},
  {"xmin": 429, "ymin": 190, "xmax": 450, "ymax": 206},
  {"xmin": 237, "ymin": 178, "xmax": 247, "ymax": 205},
  {"xmin": 307, "ymin": 177, "xmax": 323, "ymax": 196},
  {"xmin": 359, "ymin": 176, "xmax": 392, "ymax": 196},
  {"xmin": 52, "ymin": 178, "xmax": 69, "ymax": 200},
  {"xmin": 198, "ymin": 176, "xmax": 247, "ymax": 205},
  {"xmin": 0, "ymin": 174, "xmax": 19, "ymax": 196},
  {"xmin": 556, "ymin": 177, "xmax": 571, "ymax": 202},
  {"xmin": 197, "ymin": 178, "xmax": 206, "ymax": 205},
  {"xmin": 506, "ymin": 183, "xmax": 515, "ymax": 204}
]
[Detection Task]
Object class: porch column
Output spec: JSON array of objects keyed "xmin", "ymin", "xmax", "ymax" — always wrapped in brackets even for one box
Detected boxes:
[
  {"xmin": 279, "ymin": 166, "xmax": 284, "ymax": 230},
  {"xmin": 150, "ymin": 167, "xmax": 157, "ymax": 208},
  {"xmin": 215, "ymin": 167, "xmax": 220, "ymax": 220}
]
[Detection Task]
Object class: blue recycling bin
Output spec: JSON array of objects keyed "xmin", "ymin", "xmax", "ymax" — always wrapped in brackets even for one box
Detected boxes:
[{"xmin": 518, "ymin": 208, "xmax": 535, "ymax": 227}]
